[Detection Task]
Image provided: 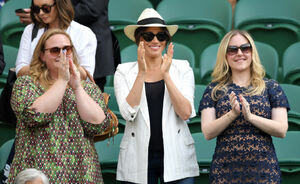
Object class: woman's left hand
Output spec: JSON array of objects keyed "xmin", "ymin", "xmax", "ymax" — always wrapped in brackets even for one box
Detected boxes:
[
  {"xmin": 240, "ymin": 94, "xmax": 252, "ymax": 121},
  {"xmin": 161, "ymin": 42, "xmax": 174, "ymax": 77},
  {"xmin": 68, "ymin": 57, "xmax": 81, "ymax": 90}
]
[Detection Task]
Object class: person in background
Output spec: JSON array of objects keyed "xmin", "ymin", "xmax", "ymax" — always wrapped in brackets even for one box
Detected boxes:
[
  {"xmin": 199, "ymin": 30, "xmax": 289, "ymax": 183},
  {"xmin": 16, "ymin": 0, "xmax": 96, "ymax": 79},
  {"xmin": 15, "ymin": 0, "xmax": 120, "ymax": 91},
  {"xmin": 114, "ymin": 8, "xmax": 199, "ymax": 184},
  {"xmin": 8, "ymin": 29, "xmax": 111, "ymax": 183},
  {"xmin": 15, "ymin": 168, "xmax": 49, "ymax": 184},
  {"xmin": 0, "ymin": 35, "xmax": 5, "ymax": 74},
  {"xmin": 71, "ymin": 0, "xmax": 119, "ymax": 91}
]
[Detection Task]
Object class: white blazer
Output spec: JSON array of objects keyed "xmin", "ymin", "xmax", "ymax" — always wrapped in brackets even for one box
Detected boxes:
[{"xmin": 114, "ymin": 59, "xmax": 199, "ymax": 184}]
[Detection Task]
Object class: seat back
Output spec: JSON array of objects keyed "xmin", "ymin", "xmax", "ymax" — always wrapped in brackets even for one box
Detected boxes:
[
  {"xmin": 273, "ymin": 131, "xmax": 300, "ymax": 183},
  {"xmin": 199, "ymin": 41, "xmax": 279, "ymax": 85},
  {"xmin": 0, "ymin": 0, "xmax": 31, "ymax": 48},
  {"xmin": 282, "ymin": 42, "xmax": 300, "ymax": 85},
  {"xmin": 234, "ymin": 0, "xmax": 300, "ymax": 66},
  {"xmin": 0, "ymin": 139, "xmax": 14, "ymax": 171},
  {"xmin": 255, "ymin": 41, "xmax": 279, "ymax": 80},
  {"xmin": 108, "ymin": 0, "xmax": 153, "ymax": 50},
  {"xmin": 157, "ymin": 0, "xmax": 232, "ymax": 66}
]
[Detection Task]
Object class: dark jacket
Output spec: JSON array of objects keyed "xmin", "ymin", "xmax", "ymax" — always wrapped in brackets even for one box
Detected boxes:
[{"xmin": 71, "ymin": 0, "xmax": 117, "ymax": 78}]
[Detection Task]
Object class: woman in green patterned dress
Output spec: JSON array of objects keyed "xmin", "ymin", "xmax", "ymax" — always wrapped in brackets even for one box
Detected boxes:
[{"xmin": 8, "ymin": 29, "xmax": 111, "ymax": 183}]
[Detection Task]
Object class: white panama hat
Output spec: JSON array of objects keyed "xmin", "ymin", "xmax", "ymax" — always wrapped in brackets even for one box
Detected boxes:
[{"xmin": 124, "ymin": 8, "xmax": 178, "ymax": 42}]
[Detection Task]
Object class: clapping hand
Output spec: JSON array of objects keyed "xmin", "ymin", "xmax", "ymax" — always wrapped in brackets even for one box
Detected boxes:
[
  {"xmin": 57, "ymin": 49, "xmax": 70, "ymax": 82},
  {"xmin": 161, "ymin": 42, "xmax": 174, "ymax": 77},
  {"xmin": 137, "ymin": 41, "xmax": 147, "ymax": 74},
  {"xmin": 229, "ymin": 91, "xmax": 240, "ymax": 116},
  {"xmin": 240, "ymin": 94, "xmax": 251, "ymax": 120}
]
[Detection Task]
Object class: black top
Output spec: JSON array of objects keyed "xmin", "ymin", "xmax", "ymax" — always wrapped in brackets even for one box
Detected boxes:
[{"xmin": 145, "ymin": 80, "xmax": 165, "ymax": 153}]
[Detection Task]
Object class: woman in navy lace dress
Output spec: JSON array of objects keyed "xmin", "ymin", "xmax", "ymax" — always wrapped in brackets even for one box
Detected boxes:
[{"xmin": 199, "ymin": 30, "xmax": 289, "ymax": 184}]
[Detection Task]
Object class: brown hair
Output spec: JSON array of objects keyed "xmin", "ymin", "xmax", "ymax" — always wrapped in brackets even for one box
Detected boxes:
[{"xmin": 30, "ymin": 0, "xmax": 74, "ymax": 29}]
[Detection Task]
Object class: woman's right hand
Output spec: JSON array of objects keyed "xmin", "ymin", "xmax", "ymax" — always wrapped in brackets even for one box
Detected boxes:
[{"xmin": 137, "ymin": 41, "xmax": 147, "ymax": 74}]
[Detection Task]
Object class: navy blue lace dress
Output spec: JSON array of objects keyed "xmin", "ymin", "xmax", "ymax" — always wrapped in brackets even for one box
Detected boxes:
[{"xmin": 199, "ymin": 79, "xmax": 290, "ymax": 184}]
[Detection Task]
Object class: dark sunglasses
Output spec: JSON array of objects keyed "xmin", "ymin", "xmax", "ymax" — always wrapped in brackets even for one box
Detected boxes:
[
  {"xmin": 227, "ymin": 43, "xmax": 252, "ymax": 55},
  {"xmin": 32, "ymin": 2, "xmax": 56, "ymax": 14},
  {"xmin": 141, "ymin": 32, "xmax": 169, "ymax": 42},
  {"xmin": 44, "ymin": 45, "xmax": 73, "ymax": 57}
]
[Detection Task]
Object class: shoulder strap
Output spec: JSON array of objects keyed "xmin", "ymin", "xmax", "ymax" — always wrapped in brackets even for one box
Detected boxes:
[{"xmin": 31, "ymin": 24, "xmax": 39, "ymax": 42}]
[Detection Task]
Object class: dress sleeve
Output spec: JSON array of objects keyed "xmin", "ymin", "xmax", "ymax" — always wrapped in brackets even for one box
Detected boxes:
[
  {"xmin": 267, "ymin": 79, "xmax": 290, "ymax": 111},
  {"xmin": 198, "ymin": 83, "xmax": 216, "ymax": 113},
  {"xmin": 80, "ymin": 81, "xmax": 111, "ymax": 136},
  {"xmin": 10, "ymin": 76, "xmax": 53, "ymax": 127}
]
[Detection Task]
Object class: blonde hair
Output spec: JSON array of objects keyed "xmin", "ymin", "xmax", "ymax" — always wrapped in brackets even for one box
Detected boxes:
[
  {"xmin": 211, "ymin": 30, "xmax": 266, "ymax": 101},
  {"xmin": 29, "ymin": 28, "xmax": 80, "ymax": 89}
]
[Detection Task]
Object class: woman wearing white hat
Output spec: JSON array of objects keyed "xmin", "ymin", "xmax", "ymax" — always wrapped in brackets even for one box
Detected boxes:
[{"xmin": 114, "ymin": 8, "xmax": 199, "ymax": 184}]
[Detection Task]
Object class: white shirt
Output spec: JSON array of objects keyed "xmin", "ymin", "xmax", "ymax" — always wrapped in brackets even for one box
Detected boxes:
[{"xmin": 15, "ymin": 21, "xmax": 97, "ymax": 76}]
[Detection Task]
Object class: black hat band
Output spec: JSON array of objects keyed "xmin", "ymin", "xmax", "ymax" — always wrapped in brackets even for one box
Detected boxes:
[{"xmin": 137, "ymin": 18, "xmax": 166, "ymax": 25}]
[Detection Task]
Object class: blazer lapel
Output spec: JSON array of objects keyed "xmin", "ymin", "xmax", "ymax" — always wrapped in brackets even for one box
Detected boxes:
[{"xmin": 162, "ymin": 64, "xmax": 180, "ymax": 128}]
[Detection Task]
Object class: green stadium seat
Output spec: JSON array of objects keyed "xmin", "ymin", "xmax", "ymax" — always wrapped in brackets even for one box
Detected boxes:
[
  {"xmin": 199, "ymin": 41, "xmax": 279, "ymax": 85},
  {"xmin": 280, "ymin": 84, "xmax": 300, "ymax": 131},
  {"xmin": 108, "ymin": 0, "xmax": 153, "ymax": 50},
  {"xmin": 273, "ymin": 131, "xmax": 300, "ymax": 183},
  {"xmin": 95, "ymin": 133, "xmax": 123, "ymax": 183},
  {"xmin": 282, "ymin": 42, "xmax": 300, "ymax": 85},
  {"xmin": 188, "ymin": 84, "xmax": 207, "ymax": 133},
  {"xmin": 234, "ymin": 0, "xmax": 300, "ymax": 67},
  {"xmin": 157, "ymin": 0, "xmax": 232, "ymax": 67},
  {"xmin": 0, "ymin": 121, "xmax": 15, "ymax": 147},
  {"xmin": 0, "ymin": 139, "xmax": 14, "ymax": 172},
  {"xmin": 255, "ymin": 42, "xmax": 279, "ymax": 81},
  {"xmin": 0, "ymin": 0, "xmax": 31, "ymax": 48},
  {"xmin": 192, "ymin": 132, "xmax": 216, "ymax": 183}
]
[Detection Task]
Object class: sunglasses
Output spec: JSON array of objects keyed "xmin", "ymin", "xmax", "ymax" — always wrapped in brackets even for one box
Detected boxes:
[
  {"xmin": 32, "ymin": 2, "xmax": 56, "ymax": 14},
  {"xmin": 44, "ymin": 45, "xmax": 73, "ymax": 57},
  {"xmin": 141, "ymin": 32, "xmax": 169, "ymax": 42},
  {"xmin": 227, "ymin": 43, "xmax": 252, "ymax": 56}
]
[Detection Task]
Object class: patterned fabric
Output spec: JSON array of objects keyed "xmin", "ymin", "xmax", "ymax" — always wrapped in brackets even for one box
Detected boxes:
[
  {"xmin": 8, "ymin": 76, "xmax": 111, "ymax": 183},
  {"xmin": 199, "ymin": 79, "xmax": 290, "ymax": 184}
]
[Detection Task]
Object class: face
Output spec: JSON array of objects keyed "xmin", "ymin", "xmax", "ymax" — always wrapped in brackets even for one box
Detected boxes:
[
  {"xmin": 33, "ymin": 0, "xmax": 58, "ymax": 25},
  {"xmin": 40, "ymin": 34, "xmax": 73, "ymax": 76},
  {"xmin": 140, "ymin": 27, "xmax": 168, "ymax": 58},
  {"xmin": 226, "ymin": 34, "xmax": 252, "ymax": 74}
]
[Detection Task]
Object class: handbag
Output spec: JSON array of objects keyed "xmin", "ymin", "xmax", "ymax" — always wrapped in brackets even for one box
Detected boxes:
[{"xmin": 84, "ymin": 68, "xmax": 119, "ymax": 142}]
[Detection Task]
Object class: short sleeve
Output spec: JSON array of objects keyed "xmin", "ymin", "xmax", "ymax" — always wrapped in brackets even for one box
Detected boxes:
[
  {"xmin": 80, "ymin": 81, "xmax": 111, "ymax": 136},
  {"xmin": 266, "ymin": 79, "xmax": 290, "ymax": 111},
  {"xmin": 198, "ymin": 83, "xmax": 217, "ymax": 113},
  {"xmin": 10, "ymin": 76, "xmax": 53, "ymax": 127}
]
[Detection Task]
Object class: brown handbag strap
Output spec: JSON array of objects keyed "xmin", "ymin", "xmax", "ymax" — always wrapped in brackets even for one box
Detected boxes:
[{"xmin": 81, "ymin": 67, "xmax": 95, "ymax": 83}]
